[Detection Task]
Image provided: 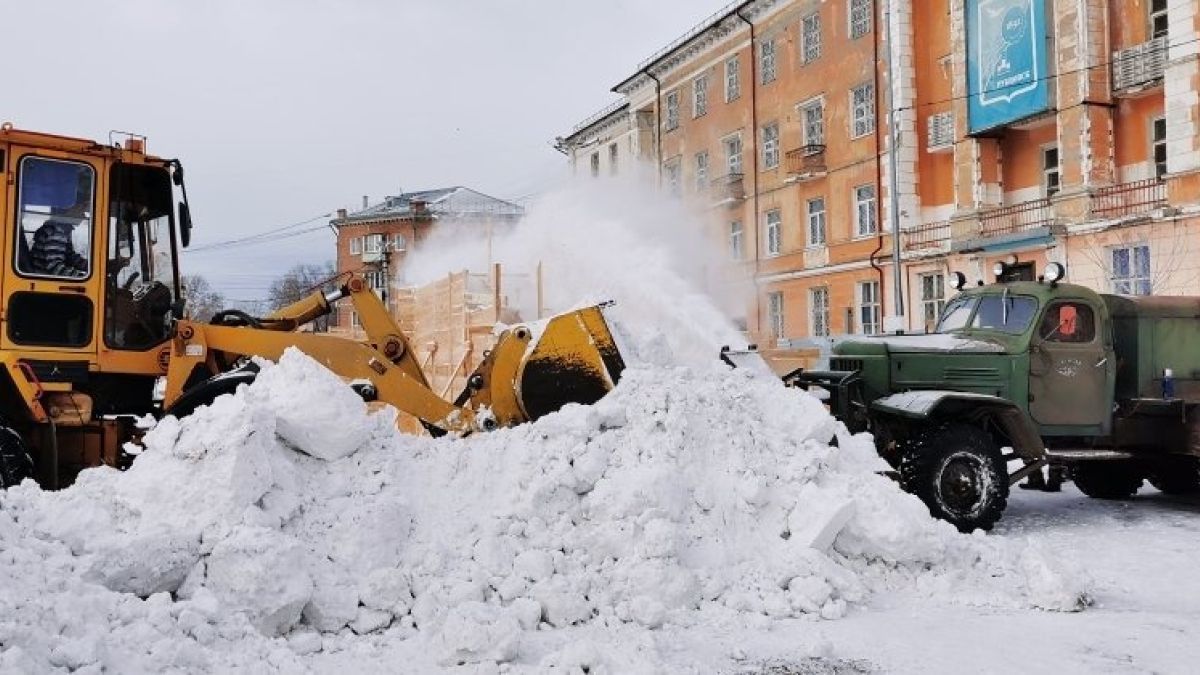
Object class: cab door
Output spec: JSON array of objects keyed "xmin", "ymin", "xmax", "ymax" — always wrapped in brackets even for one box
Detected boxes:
[
  {"xmin": 2, "ymin": 149, "xmax": 105, "ymax": 357},
  {"xmin": 1028, "ymin": 299, "xmax": 1114, "ymax": 432}
]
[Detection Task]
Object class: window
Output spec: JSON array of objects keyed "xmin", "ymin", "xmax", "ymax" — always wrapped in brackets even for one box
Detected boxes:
[
  {"xmin": 15, "ymin": 156, "xmax": 95, "ymax": 280},
  {"xmin": 665, "ymin": 160, "xmax": 682, "ymax": 197},
  {"xmin": 349, "ymin": 236, "xmax": 363, "ymax": 255},
  {"xmin": 724, "ymin": 135, "xmax": 743, "ymax": 175},
  {"xmin": 762, "ymin": 123, "xmax": 780, "ymax": 169},
  {"xmin": 665, "ymin": 91, "xmax": 680, "ymax": 131},
  {"xmin": 609, "ymin": 143, "xmax": 619, "ymax": 175},
  {"xmin": 725, "ymin": 56, "xmax": 741, "ymax": 101},
  {"xmin": 1153, "ymin": 117, "xmax": 1167, "ymax": 179},
  {"xmin": 765, "ymin": 209, "xmax": 782, "ymax": 255},
  {"xmin": 1151, "ymin": 0, "xmax": 1168, "ymax": 39},
  {"xmin": 971, "ymin": 295, "xmax": 1039, "ymax": 333},
  {"xmin": 802, "ymin": 13, "xmax": 822, "ymax": 63},
  {"xmin": 1039, "ymin": 302, "xmax": 1097, "ymax": 343},
  {"xmin": 351, "ymin": 311, "xmax": 362, "ymax": 329},
  {"xmin": 858, "ymin": 281, "xmax": 881, "ymax": 335},
  {"xmin": 920, "ymin": 273, "xmax": 945, "ymax": 333},
  {"xmin": 393, "ymin": 233, "xmax": 407, "ymax": 251},
  {"xmin": 1111, "ymin": 244, "xmax": 1151, "ymax": 295},
  {"xmin": 695, "ymin": 151, "xmax": 710, "ymax": 192},
  {"xmin": 730, "ymin": 221, "xmax": 744, "ymax": 260},
  {"xmin": 807, "ymin": 197, "xmax": 826, "ymax": 246},
  {"xmin": 768, "ymin": 291, "xmax": 785, "ymax": 341},
  {"xmin": 1043, "ymin": 146, "xmax": 1060, "ymax": 197},
  {"xmin": 801, "ymin": 99, "xmax": 824, "ymax": 145},
  {"xmin": 693, "ymin": 74, "xmax": 709, "ymax": 118},
  {"xmin": 810, "ymin": 287, "xmax": 830, "ymax": 337},
  {"xmin": 850, "ymin": 0, "xmax": 873, "ymax": 39},
  {"xmin": 364, "ymin": 233, "xmax": 384, "ymax": 254},
  {"xmin": 590, "ymin": 152, "xmax": 600, "ymax": 177},
  {"xmin": 364, "ymin": 270, "xmax": 386, "ymax": 293},
  {"xmin": 854, "ymin": 184, "xmax": 877, "ymax": 236},
  {"xmin": 851, "ymin": 83, "xmax": 875, "ymax": 138},
  {"xmin": 760, "ymin": 38, "xmax": 777, "ymax": 84}
]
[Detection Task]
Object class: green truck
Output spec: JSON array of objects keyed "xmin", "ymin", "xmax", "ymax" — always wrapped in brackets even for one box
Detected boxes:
[{"xmin": 783, "ymin": 263, "xmax": 1200, "ymax": 532}]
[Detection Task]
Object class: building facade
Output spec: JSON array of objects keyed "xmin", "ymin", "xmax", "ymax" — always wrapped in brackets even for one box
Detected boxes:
[
  {"xmin": 560, "ymin": 0, "xmax": 1200, "ymax": 355},
  {"xmin": 330, "ymin": 187, "xmax": 524, "ymax": 331}
]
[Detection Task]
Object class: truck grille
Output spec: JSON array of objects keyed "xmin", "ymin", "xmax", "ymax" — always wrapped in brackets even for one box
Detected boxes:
[
  {"xmin": 943, "ymin": 366, "xmax": 1001, "ymax": 381},
  {"xmin": 831, "ymin": 358, "xmax": 864, "ymax": 373}
]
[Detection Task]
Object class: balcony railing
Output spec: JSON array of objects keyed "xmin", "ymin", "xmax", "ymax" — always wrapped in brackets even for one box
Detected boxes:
[
  {"xmin": 711, "ymin": 172, "xmax": 746, "ymax": 202},
  {"xmin": 1113, "ymin": 36, "xmax": 1168, "ymax": 93},
  {"xmin": 901, "ymin": 220, "xmax": 951, "ymax": 252},
  {"xmin": 977, "ymin": 198, "xmax": 1055, "ymax": 239},
  {"xmin": 785, "ymin": 145, "xmax": 827, "ymax": 179},
  {"xmin": 1091, "ymin": 178, "xmax": 1167, "ymax": 219}
]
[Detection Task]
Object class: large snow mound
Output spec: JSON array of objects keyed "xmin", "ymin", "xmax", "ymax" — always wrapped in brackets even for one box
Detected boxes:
[{"xmin": 0, "ymin": 348, "xmax": 1088, "ymax": 672}]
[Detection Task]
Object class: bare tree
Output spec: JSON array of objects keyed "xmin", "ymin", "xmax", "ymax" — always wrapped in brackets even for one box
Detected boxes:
[
  {"xmin": 181, "ymin": 273, "xmax": 226, "ymax": 322},
  {"xmin": 267, "ymin": 262, "xmax": 337, "ymax": 331}
]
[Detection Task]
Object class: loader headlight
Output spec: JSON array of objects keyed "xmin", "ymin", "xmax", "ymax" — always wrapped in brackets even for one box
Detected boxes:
[
  {"xmin": 992, "ymin": 261, "xmax": 1008, "ymax": 280},
  {"xmin": 1044, "ymin": 262, "xmax": 1065, "ymax": 284}
]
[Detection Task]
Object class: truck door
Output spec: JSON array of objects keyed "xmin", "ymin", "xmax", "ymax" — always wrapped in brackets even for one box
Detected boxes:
[{"xmin": 1029, "ymin": 300, "xmax": 1113, "ymax": 430}]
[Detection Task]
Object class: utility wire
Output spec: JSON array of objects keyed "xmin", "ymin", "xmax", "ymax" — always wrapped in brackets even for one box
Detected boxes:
[{"xmin": 185, "ymin": 213, "xmax": 333, "ymax": 253}]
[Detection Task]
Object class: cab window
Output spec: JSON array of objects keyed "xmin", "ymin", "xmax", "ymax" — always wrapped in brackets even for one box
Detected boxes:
[
  {"xmin": 105, "ymin": 164, "xmax": 176, "ymax": 350},
  {"xmin": 1039, "ymin": 302, "xmax": 1096, "ymax": 343},
  {"xmin": 15, "ymin": 157, "xmax": 95, "ymax": 280}
]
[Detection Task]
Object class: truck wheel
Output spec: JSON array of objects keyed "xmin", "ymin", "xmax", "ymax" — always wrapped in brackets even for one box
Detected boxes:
[
  {"xmin": 899, "ymin": 423, "xmax": 1008, "ymax": 533},
  {"xmin": 163, "ymin": 365, "xmax": 260, "ymax": 419},
  {"xmin": 1147, "ymin": 458, "xmax": 1200, "ymax": 495},
  {"xmin": 0, "ymin": 425, "xmax": 34, "ymax": 489},
  {"xmin": 1070, "ymin": 462, "xmax": 1142, "ymax": 499}
]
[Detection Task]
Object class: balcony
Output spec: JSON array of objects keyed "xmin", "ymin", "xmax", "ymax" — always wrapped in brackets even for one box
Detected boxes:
[
  {"xmin": 711, "ymin": 173, "xmax": 746, "ymax": 204},
  {"xmin": 954, "ymin": 198, "xmax": 1058, "ymax": 252},
  {"xmin": 1113, "ymin": 36, "xmax": 1167, "ymax": 95},
  {"xmin": 1090, "ymin": 178, "xmax": 1168, "ymax": 219},
  {"xmin": 785, "ymin": 145, "xmax": 827, "ymax": 181},
  {"xmin": 901, "ymin": 220, "xmax": 951, "ymax": 254}
]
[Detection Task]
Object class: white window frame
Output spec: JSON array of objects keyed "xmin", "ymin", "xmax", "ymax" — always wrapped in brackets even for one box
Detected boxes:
[
  {"xmin": 849, "ymin": 0, "xmax": 873, "ymax": 40},
  {"xmin": 800, "ymin": 98, "xmax": 824, "ymax": 146},
  {"xmin": 693, "ymin": 74, "xmax": 709, "ymax": 118},
  {"xmin": 762, "ymin": 122, "xmax": 780, "ymax": 169},
  {"xmin": 665, "ymin": 91, "xmax": 680, "ymax": 131},
  {"xmin": 1042, "ymin": 144, "xmax": 1060, "ymax": 197},
  {"xmin": 857, "ymin": 280, "xmax": 881, "ymax": 335},
  {"xmin": 760, "ymin": 37, "xmax": 777, "ymax": 84},
  {"xmin": 364, "ymin": 233, "xmax": 384, "ymax": 254},
  {"xmin": 1110, "ymin": 243, "xmax": 1152, "ymax": 295},
  {"xmin": 806, "ymin": 197, "xmax": 826, "ymax": 247},
  {"xmin": 609, "ymin": 143, "xmax": 619, "ymax": 175},
  {"xmin": 767, "ymin": 291, "xmax": 785, "ymax": 341},
  {"xmin": 1152, "ymin": 116, "xmax": 1167, "ymax": 179},
  {"xmin": 349, "ymin": 236, "xmax": 363, "ymax": 255},
  {"xmin": 919, "ymin": 272, "xmax": 946, "ymax": 332},
  {"xmin": 695, "ymin": 151, "xmax": 710, "ymax": 192},
  {"xmin": 850, "ymin": 82, "xmax": 875, "ymax": 138},
  {"xmin": 1150, "ymin": 0, "xmax": 1169, "ymax": 39},
  {"xmin": 351, "ymin": 311, "xmax": 362, "ymax": 329},
  {"xmin": 725, "ymin": 56, "xmax": 741, "ymax": 102},
  {"xmin": 393, "ymin": 233, "xmax": 407, "ymax": 251},
  {"xmin": 854, "ymin": 184, "xmax": 877, "ymax": 236},
  {"xmin": 665, "ymin": 159, "xmax": 682, "ymax": 197},
  {"xmin": 765, "ymin": 209, "xmax": 782, "ymax": 256},
  {"xmin": 801, "ymin": 12, "xmax": 822, "ymax": 63},
  {"xmin": 730, "ymin": 221, "xmax": 744, "ymax": 260},
  {"xmin": 724, "ymin": 134, "xmax": 743, "ymax": 175},
  {"xmin": 809, "ymin": 287, "xmax": 830, "ymax": 337}
]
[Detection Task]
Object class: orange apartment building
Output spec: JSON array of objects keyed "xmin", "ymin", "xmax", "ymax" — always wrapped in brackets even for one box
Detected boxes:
[
  {"xmin": 329, "ymin": 187, "xmax": 524, "ymax": 331},
  {"xmin": 560, "ymin": 0, "xmax": 1200, "ymax": 353}
]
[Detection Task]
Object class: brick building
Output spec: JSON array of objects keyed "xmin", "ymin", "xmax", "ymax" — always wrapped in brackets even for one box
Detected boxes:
[
  {"xmin": 560, "ymin": 0, "xmax": 1200, "ymax": 353},
  {"xmin": 330, "ymin": 187, "xmax": 524, "ymax": 331}
]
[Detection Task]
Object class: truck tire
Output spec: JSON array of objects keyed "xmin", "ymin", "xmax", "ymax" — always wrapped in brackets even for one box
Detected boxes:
[
  {"xmin": 0, "ymin": 425, "xmax": 34, "ymax": 489},
  {"xmin": 1147, "ymin": 457, "xmax": 1200, "ymax": 495},
  {"xmin": 899, "ymin": 423, "xmax": 1008, "ymax": 533},
  {"xmin": 1070, "ymin": 462, "xmax": 1142, "ymax": 499},
  {"xmin": 163, "ymin": 365, "xmax": 260, "ymax": 419}
]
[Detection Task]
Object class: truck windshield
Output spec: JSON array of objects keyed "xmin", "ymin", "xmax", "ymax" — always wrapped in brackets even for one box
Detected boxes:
[{"xmin": 936, "ymin": 294, "xmax": 1038, "ymax": 334}]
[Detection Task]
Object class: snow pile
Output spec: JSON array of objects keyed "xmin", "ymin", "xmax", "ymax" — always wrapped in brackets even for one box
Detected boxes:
[{"xmin": 0, "ymin": 348, "xmax": 1088, "ymax": 672}]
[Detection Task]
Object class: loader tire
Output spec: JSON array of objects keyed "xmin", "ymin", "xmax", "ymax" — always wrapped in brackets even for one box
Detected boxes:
[
  {"xmin": 164, "ymin": 365, "xmax": 260, "ymax": 419},
  {"xmin": 1071, "ymin": 462, "xmax": 1142, "ymax": 499},
  {"xmin": 899, "ymin": 423, "xmax": 1008, "ymax": 533},
  {"xmin": 1146, "ymin": 457, "xmax": 1200, "ymax": 495},
  {"xmin": 0, "ymin": 425, "xmax": 34, "ymax": 489}
]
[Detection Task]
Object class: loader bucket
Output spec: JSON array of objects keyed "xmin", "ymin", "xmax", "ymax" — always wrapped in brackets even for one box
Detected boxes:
[{"xmin": 457, "ymin": 305, "xmax": 625, "ymax": 428}]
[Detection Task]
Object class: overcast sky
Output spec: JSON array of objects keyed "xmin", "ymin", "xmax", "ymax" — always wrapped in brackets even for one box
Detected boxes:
[{"xmin": 7, "ymin": 0, "xmax": 727, "ymax": 303}]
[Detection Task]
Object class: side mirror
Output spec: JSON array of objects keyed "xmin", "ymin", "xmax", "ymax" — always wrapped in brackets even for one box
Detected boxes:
[
  {"xmin": 172, "ymin": 163, "xmax": 184, "ymax": 187},
  {"xmin": 179, "ymin": 201, "xmax": 193, "ymax": 248}
]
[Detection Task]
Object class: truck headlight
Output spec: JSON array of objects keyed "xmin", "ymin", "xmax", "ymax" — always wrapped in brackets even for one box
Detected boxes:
[{"xmin": 1044, "ymin": 262, "xmax": 1065, "ymax": 283}]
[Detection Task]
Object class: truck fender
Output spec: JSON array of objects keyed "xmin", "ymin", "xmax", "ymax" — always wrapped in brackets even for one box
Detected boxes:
[{"xmin": 870, "ymin": 390, "xmax": 1044, "ymax": 460}]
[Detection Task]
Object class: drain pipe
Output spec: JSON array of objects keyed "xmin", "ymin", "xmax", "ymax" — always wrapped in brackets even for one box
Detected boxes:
[
  {"xmin": 868, "ymin": 0, "xmax": 886, "ymax": 334},
  {"xmin": 735, "ymin": 6, "xmax": 762, "ymax": 339},
  {"xmin": 644, "ymin": 69, "xmax": 663, "ymax": 184},
  {"xmin": 883, "ymin": 0, "xmax": 905, "ymax": 327}
]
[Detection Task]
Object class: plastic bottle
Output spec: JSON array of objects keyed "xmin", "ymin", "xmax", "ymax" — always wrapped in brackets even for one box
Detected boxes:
[{"xmin": 1163, "ymin": 368, "xmax": 1175, "ymax": 399}]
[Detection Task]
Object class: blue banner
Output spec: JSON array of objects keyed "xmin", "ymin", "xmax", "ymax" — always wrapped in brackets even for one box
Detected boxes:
[{"xmin": 966, "ymin": 0, "xmax": 1050, "ymax": 133}]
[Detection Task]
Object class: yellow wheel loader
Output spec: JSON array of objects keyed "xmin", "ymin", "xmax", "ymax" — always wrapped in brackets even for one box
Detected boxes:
[{"xmin": 0, "ymin": 125, "xmax": 624, "ymax": 488}]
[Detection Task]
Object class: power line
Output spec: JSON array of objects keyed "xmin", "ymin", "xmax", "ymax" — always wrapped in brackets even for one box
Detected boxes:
[{"xmin": 185, "ymin": 213, "xmax": 333, "ymax": 253}]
